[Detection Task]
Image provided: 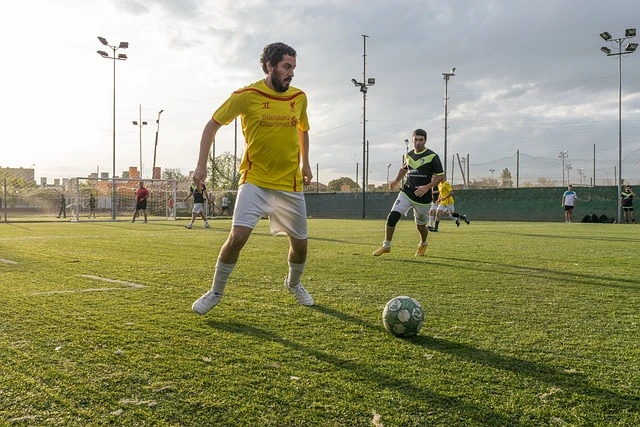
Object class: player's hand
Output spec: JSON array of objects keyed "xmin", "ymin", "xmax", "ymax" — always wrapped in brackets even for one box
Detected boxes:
[
  {"xmin": 414, "ymin": 185, "xmax": 429, "ymax": 197},
  {"xmin": 301, "ymin": 164, "xmax": 313, "ymax": 185},
  {"xmin": 192, "ymin": 165, "xmax": 207, "ymax": 191}
]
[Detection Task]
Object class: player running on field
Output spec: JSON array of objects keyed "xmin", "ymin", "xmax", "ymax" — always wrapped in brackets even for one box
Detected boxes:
[
  {"xmin": 431, "ymin": 178, "xmax": 470, "ymax": 231},
  {"xmin": 373, "ymin": 128, "xmax": 444, "ymax": 257},
  {"xmin": 191, "ymin": 42, "xmax": 314, "ymax": 315}
]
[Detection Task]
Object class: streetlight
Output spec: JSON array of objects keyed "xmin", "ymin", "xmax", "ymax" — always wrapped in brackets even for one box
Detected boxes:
[
  {"xmin": 386, "ymin": 163, "xmax": 392, "ymax": 189},
  {"xmin": 559, "ymin": 151, "xmax": 568, "ymax": 186},
  {"xmin": 97, "ymin": 36, "xmax": 128, "ymax": 220},
  {"xmin": 132, "ymin": 104, "xmax": 147, "ymax": 178},
  {"xmin": 152, "ymin": 109, "xmax": 164, "ymax": 179},
  {"xmin": 490, "ymin": 169, "xmax": 495, "ymax": 184},
  {"xmin": 599, "ymin": 28, "xmax": 637, "ymax": 224},
  {"xmin": 442, "ymin": 67, "xmax": 456, "ymax": 176},
  {"xmin": 565, "ymin": 163, "xmax": 572, "ymax": 185},
  {"xmin": 351, "ymin": 34, "xmax": 375, "ymax": 219},
  {"xmin": 577, "ymin": 168, "xmax": 585, "ymax": 185}
]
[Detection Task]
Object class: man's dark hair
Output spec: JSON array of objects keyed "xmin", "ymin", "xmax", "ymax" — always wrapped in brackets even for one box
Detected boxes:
[{"xmin": 260, "ymin": 42, "xmax": 296, "ymax": 74}]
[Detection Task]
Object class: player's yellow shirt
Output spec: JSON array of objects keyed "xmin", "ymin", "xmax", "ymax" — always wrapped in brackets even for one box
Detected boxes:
[
  {"xmin": 438, "ymin": 180, "xmax": 454, "ymax": 206},
  {"xmin": 213, "ymin": 79, "xmax": 310, "ymax": 192}
]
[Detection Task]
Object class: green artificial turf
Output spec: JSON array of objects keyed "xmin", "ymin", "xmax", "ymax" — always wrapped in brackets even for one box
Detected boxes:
[{"xmin": 0, "ymin": 219, "xmax": 638, "ymax": 426}]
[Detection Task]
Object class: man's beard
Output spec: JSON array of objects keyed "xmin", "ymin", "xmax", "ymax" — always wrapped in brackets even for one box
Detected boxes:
[{"xmin": 270, "ymin": 71, "xmax": 291, "ymax": 93}]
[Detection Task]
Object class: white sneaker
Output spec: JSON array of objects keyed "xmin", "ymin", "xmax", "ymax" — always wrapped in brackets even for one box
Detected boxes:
[
  {"xmin": 284, "ymin": 277, "xmax": 314, "ymax": 306},
  {"xmin": 204, "ymin": 223, "xmax": 210, "ymax": 228},
  {"xmin": 185, "ymin": 224, "xmax": 193, "ymax": 229},
  {"xmin": 192, "ymin": 290, "xmax": 222, "ymax": 315}
]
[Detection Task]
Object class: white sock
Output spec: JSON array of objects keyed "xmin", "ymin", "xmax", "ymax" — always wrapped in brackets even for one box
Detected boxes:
[
  {"xmin": 287, "ymin": 260, "xmax": 305, "ymax": 287},
  {"xmin": 211, "ymin": 259, "xmax": 236, "ymax": 295},
  {"xmin": 383, "ymin": 240, "xmax": 391, "ymax": 248}
]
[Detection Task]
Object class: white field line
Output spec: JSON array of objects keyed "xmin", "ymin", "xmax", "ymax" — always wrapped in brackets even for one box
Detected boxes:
[
  {"xmin": 0, "ymin": 258, "xmax": 18, "ymax": 264},
  {"xmin": 33, "ymin": 275, "xmax": 146, "ymax": 295}
]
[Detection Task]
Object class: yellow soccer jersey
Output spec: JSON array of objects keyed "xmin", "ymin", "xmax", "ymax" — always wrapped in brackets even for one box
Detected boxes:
[
  {"xmin": 213, "ymin": 79, "xmax": 310, "ymax": 192},
  {"xmin": 438, "ymin": 180, "xmax": 454, "ymax": 206}
]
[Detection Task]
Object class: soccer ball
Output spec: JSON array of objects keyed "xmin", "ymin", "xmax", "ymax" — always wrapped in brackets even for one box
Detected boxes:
[{"xmin": 382, "ymin": 296, "xmax": 424, "ymax": 337}]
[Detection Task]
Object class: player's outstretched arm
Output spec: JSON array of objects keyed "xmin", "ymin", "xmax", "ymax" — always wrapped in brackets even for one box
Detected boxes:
[{"xmin": 193, "ymin": 119, "xmax": 222, "ymax": 187}]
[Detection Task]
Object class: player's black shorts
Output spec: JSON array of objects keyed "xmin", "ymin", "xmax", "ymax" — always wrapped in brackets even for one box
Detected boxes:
[
  {"xmin": 136, "ymin": 200, "xmax": 147, "ymax": 210},
  {"xmin": 622, "ymin": 206, "xmax": 634, "ymax": 212},
  {"xmin": 564, "ymin": 205, "xmax": 574, "ymax": 211}
]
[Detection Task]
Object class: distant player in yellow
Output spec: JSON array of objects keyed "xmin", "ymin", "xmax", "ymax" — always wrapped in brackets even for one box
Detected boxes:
[
  {"xmin": 431, "ymin": 179, "xmax": 470, "ymax": 231},
  {"xmin": 191, "ymin": 42, "xmax": 314, "ymax": 314}
]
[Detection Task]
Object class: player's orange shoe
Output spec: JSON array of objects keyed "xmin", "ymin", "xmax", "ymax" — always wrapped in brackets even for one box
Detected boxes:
[
  {"xmin": 415, "ymin": 243, "xmax": 428, "ymax": 257},
  {"xmin": 373, "ymin": 246, "xmax": 391, "ymax": 256}
]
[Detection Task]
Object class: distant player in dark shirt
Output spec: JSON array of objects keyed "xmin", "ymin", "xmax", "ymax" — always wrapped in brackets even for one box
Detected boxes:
[
  {"xmin": 620, "ymin": 185, "xmax": 636, "ymax": 224},
  {"xmin": 373, "ymin": 128, "xmax": 444, "ymax": 257},
  {"xmin": 184, "ymin": 183, "xmax": 210, "ymax": 229}
]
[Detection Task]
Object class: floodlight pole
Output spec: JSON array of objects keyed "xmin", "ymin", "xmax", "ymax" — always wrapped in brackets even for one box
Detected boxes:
[
  {"xmin": 97, "ymin": 36, "xmax": 128, "ymax": 220},
  {"xmin": 132, "ymin": 104, "xmax": 148, "ymax": 178},
  {"xmin": 559, "ymin": 150, "xmax": 568, "ymax": 186},
  {"xmin": 152, "ymin": 109, "xmax": 164, "ymax": 179},
  {"xmin": 351, "ymin": 35, "xmax": 375, "ymax": 218},
  {"xmin": 442, "ymin": 68, "xmax": 456, "ymax": 177},
  {"xmin": 600, "ymin": 28, "xmax": 637, "ymax": 223}
]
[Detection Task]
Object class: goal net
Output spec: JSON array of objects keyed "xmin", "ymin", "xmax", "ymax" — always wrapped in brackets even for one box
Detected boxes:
[{"xmin": 66, "ymin": 177, "xmax": 177, "ymax": 222}]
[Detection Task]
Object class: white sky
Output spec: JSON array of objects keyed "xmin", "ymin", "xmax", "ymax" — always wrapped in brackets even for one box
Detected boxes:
[{"xmin": 2, "ymin": 0, "xmax": 640, "ymax": 186}]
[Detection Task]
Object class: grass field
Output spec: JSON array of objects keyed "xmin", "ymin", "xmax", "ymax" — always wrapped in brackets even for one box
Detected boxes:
[{"xmin": 1, "ymin": 219, "xmax": 639, "ymax": 426}]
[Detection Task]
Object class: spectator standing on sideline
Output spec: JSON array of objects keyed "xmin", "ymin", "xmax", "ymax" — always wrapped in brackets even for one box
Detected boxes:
[
  {"xmin": 184, "ymin": 182, "xmax": 210, "ymax": 229},
  {"xmin": 221, "ymin": 195, "xmax": 230, "ymax": 215},
  {"xmin": 131, "ymin": 181, "xmax": 149, "ymax": 223},
  {"xmin": 373, "ymin": 128, "xmax": 444, "ymax": 257},
  {"xmin": 620, "ymin": 185, "xmax": 636, "ymax": 224},
  {"xmin": 89, "ymin": 194, "xmax": 96, "ymax": 219},
  {"xmin": 431, "ymin": 179, "xmax": 470, "ymax": 231},
  {"xmin": 57, "ymin": 193, "xmax": 66, "ymax": 218},
  {"xmin": 561, "ymin": 184, "xmax": 577, "ymax": 223},
  {"xmin": 191, "ymin": 42, "xmax": 314, "ymax": 315}
]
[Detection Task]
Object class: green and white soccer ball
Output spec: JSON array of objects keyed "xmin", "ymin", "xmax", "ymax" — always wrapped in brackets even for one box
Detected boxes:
[{"xmin": 382, "ymin": 296, "xmax": 424, "ymax": 337}]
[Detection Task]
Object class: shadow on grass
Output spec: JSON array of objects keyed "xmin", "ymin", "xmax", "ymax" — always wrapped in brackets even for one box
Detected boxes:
[
  {"xmin": 386, "ymin": 255, "xmax": 640, "ymax": 291},
  {"xmin": 207, "ymin": 319, "xmax": 528, "ymax": 426},
  {"xmin": 309, "ymin": 304, "xmax": 379, "ymax": 329},
  {"xmin": 409, "ymin": 335, "xmax": 640, "ymax": 413},
  {"xmin": 495, "ymin": 229, "xmax": 638, "ymax": 244}
]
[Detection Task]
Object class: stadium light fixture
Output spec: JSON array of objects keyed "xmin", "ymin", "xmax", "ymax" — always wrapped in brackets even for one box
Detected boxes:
[
  {"xmin": 442, "ymin": 67, "xmax": 456, "ymax": 176},
  {"xmin": 598, "ymin": 28, "xmax": 637, "ymax": 224},
  {"xmin": 559, "ymin": 151, "xmax": 568, "ymax": 186},
  {"xmin": 96, "ymin": 36, "xmax": 128, "ymax": 220},
  {"xmin": 351, "ymin": 34, "xmax": 375, "ymax": 218},
  {"xmin": 152, "ymin": 110, "xmax": 164, "ymax": 179},
  {"xmin": 132, "ymin": 104, "xmax": 148, "ymax": 178}
]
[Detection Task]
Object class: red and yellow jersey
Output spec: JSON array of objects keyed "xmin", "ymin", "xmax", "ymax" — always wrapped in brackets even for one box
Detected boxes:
[
  {"xmin": 437, "ymin": 180, "xmax": 454, "ymax": 206},
  {"xmin": 213, "ymin": 79, "xmax": 310, "ymax": 192}
]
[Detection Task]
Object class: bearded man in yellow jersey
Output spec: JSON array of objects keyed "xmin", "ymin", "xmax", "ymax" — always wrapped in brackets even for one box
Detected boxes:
[{"xmin": 191, "ymin": 42, "xmax": 314, "ymax": 315}]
